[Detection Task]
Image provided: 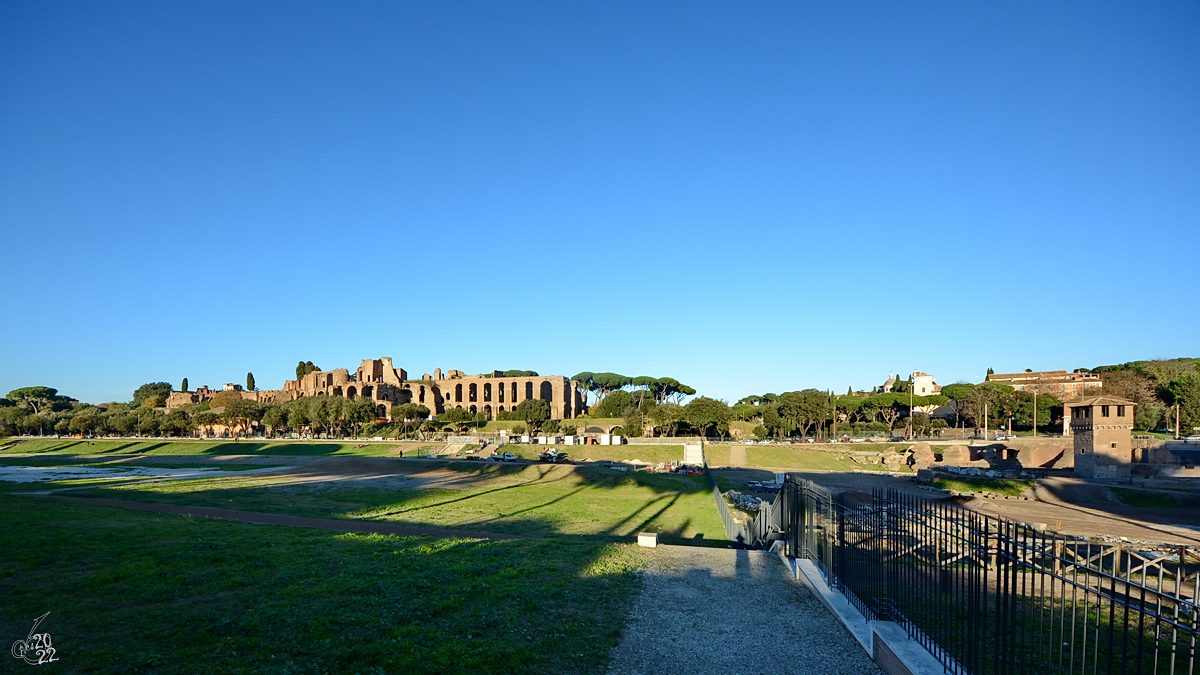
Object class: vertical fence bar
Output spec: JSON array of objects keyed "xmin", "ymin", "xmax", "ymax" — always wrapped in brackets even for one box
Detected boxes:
[{"xmin": 771, "ymin": 478, "xmax": 1200, "ymax": 675}]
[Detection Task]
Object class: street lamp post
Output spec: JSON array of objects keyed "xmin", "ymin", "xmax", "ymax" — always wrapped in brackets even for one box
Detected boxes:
[{"xmin": 909, "ymin": 373, "xmax": 914, "ymax": 440}]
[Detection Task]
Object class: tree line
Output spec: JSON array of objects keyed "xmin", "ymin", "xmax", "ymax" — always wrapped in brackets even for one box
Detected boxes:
[
  {"xmin": 5, "ymin": 357, "xmax": 1196, "ymax": 441},
  {"xmin": 1086, "ymin": 358, "xmax": 1200, "ymax": 433}
]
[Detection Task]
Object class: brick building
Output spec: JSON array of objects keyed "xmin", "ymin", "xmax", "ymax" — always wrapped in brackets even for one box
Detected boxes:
[
  {"xmin": 986, "ymin": 370, "xmax": 1103, "ymax": 398},
  {"xmin": 167, "ymin": 357, "xmax": 586, "ymax": 421}
]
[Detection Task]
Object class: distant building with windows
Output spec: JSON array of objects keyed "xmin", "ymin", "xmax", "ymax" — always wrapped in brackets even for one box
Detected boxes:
[
  {"xmin": 166, "ymin": 357, "xmax": 585, "ymax": 422},
  {"xmin": 878, "ymin": 371, "xmax": 941, "ymax": 396},
  {"xmin": 985, "ymin": 370, "xmax": 1102, "ymax": 398}
]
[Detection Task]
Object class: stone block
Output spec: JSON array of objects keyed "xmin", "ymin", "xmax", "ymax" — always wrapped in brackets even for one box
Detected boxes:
[
  {"xmin": 910, "ymin": 442, "xmax": 935, "ymax": 469},
  {"xmin": 637, "ymin": 532, "xmax": 659, "ymax": 547},
  {"xmin": 940, "ymin": 445, "xmax": 976, "ymax": 466}
]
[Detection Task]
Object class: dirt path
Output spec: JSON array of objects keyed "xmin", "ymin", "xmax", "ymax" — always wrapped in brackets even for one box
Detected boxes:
[
  {"xmin": 608, "ymin": 546, "xmax": 878, "ymax": 674},
  {"xmin": 45, "ymin": 495, "xmax": 525, "ymax": 540},
  {"xmin": 728, "ymin": 445, "xmax": 747, "ymax": 466},
  {"xmin": 966, "ymin": 492, "xmax": 1200, "ymax": 545}
]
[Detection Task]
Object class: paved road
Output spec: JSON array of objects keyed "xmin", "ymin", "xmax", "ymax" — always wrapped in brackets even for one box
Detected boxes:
[{"xmin": 608, "ymin": 546, "xmax": 879, "ymax": 675}]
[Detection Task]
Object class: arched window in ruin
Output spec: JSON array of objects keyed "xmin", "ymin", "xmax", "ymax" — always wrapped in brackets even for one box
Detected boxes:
[
  {"xmin": 347, "ymin": 386, "xmax": 357, "ymax": 400},
  {"xmin": 498, "ymin": 383, "xmax": 505, "ymax": 403},
  {"xmin": 484, "ymin": 405, "xmax": 492, "ymax": 419},
  {"xmin": 540, "ymin": 381, "xmax": 553, "ymax": 402},
  {"xmin": 455, "ymin": 383, "xmax": 463, "ymax": 403},
  {"xmin": 376, "ymin": 405, "xmax": 387, "ymax": 418},
  {"xmin": 333, "ymin": 387, "xmax": 342, "ymax": 397},
  {"xmin": 483, "ymin": 383, "xmax": 491, "ymax": 402},
  {"xmin": 511, "ymin": 382, "xmax": 518, "ymax": 401},
  {"xmin": 419, "ymin": 386, "xmax": 425, "ymax": 403},
  {"xmin": 498, "ymin": 406, "xmax": 505, "ymax": 413},
  {"xmin": 469, "ymin": 405, "xmax": 477, "ymax": 414},
  {"xmin": 362, "ymin": 386, "xmax": 373, "ymax": 399},
  {"xmin": 469, "ymin": 383, "xmax": 478, "ymax": 402},
  {"xmin": 525, "ymin": 381, "xmax": 534, "ymax": 401},
  {"xmin": 317, "ymin": 391, "xmax": 325, "ymax": 396}
]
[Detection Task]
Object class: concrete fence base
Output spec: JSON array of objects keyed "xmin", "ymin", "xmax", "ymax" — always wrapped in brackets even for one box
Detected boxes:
[{"xmin": 770, "ymin": 542, "xmax": 946, "ymax": 675}]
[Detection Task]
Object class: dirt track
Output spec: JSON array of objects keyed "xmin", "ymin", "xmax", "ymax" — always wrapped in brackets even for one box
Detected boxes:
[{"xmin": 17, "ymin": 454, "xmax": 1200, "ymax": 546}]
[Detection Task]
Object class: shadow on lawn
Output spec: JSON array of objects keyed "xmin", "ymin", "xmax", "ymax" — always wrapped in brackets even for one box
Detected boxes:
[
  {"xmin": 0, "ymin": 492, "xmax": 645, "ymax": 674},
  {"xmin": 198, "ymin": 442, "xmax": 387, "ymax": 456},
  {"xmin": 61, "ymin": 461, "xmax": 724, "ymax": 545}
]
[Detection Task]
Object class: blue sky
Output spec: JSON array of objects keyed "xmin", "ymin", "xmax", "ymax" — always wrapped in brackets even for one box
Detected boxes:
[{"xmin": 1, "ymin": 1, "xmax": 1197, "ymax": 405}]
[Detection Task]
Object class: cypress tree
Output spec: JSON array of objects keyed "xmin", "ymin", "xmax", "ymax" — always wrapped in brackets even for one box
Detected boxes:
[
  {"xmin": 247, "ymin": 372, "xmax": 256, "ymax": 391},
  {"xmin": 181, "ymin": 378, "xmax": 188, "ymax": 392}
]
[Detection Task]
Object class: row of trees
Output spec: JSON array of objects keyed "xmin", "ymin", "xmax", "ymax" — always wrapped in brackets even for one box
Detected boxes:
[
  {"xmin": 7, "ymin": 356, "xmax": 1197, "ymax": 441},
  {"xmin": 734, "ymin": 389, "xmax": 952, "ymax": 438},
  {"xmin": 0, "ymin": 380, "xmax": 581, "ymax": 439},
  {"xmin": 571, "ymin": 372, "xmax": 696, "ymax": 407}
]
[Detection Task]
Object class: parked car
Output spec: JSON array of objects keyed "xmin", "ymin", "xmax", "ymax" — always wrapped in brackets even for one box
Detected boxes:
[{"xmin": 489, "ymin": 451, "xmax": 518, "ymax": 462}]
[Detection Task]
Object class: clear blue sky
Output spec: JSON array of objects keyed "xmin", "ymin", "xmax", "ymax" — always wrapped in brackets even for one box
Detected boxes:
[{"xmin": 2, "ymin": 1, "xmax": 1197, "ymax": 405}]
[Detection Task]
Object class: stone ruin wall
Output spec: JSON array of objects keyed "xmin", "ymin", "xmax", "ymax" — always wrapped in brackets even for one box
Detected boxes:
[{"xmin": 166, "ymin": 357, "xmax": 586, "ymax": 422}]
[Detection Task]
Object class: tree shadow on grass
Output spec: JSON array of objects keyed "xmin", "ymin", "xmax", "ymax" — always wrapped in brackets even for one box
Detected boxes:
[
  {"xmin": 48, "ymin": 456, "xmax": 726, "ymax": 546},
  {"xmin": 0, "ymin": 493, "xmax": 645, "ymax": 674},
  {"xmin": 197, "ymin": 442, "xmax": 379, "ymax": 456},
  {"xmin": 131, "ymin": 442, "xmax": 173, "ymax": 454}
]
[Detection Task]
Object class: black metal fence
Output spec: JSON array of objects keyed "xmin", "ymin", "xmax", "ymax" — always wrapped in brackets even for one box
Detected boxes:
[
  {"xmin": 710, "ymin": 482, "xmax": 782, "ymax": 549},
  {"xmin": 771, "ymin": 476, "xmax": 1200, "ymax": 674}
]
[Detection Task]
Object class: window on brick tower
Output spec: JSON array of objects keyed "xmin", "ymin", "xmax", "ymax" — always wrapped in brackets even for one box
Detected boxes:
[
  {"xmin": 1101, "ymin": 406, "xmax": 1110, "ymax": 417},
  {"xmin": 1117, "ymin": 405, "xmax": 1125, "ymax": 417}
]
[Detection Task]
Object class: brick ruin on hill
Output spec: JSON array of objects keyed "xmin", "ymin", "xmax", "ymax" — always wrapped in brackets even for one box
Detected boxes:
[{"xmin": 166, "ymin": 357, "xmax": 586, "ymax": 421}]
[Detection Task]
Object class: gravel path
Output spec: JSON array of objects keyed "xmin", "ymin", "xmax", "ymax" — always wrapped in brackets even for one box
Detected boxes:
[{"xmin": 608, "ymin": 546, "xmax": 879, "ymax": 674}]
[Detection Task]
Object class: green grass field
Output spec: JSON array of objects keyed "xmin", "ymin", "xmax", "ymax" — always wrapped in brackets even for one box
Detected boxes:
[
  {"xmin": 567, "ymin": 417, "xmax": 625, "ymax": 428},
  {"xmin": 0, "ymin": 456, "xmax": 265, "ymax": 469},
  {"xmin": 2, "ymin": 438, "xmax": 413, "ymax": 456},
  {"xmin": 740, "ymin": 444, "xmax": 914, "ymax": 473},
  {"xmin": 64, "ymin": 462, "xmax": 727, "ymax": 546},
  {"xmin": 0, "ymin": 493, "xmax": 643, "ymax": 674},
  {"xmin": 933, "ymin": 476, "xmax": 1033, "ymax": 497},
  {"xmin": 500, "ymin": 444, "xmax": 686, "ymax": 465},
  {"xmin": 1110, "ymin": 487, "xmax": 1183, "ymax": 508}
]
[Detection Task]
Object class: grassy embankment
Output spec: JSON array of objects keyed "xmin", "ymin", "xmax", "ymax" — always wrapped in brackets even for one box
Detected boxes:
[
  {"xmin": 5, "ymin": 439, "xmax": 937, "ymax": 474},
  {"xmin": 0, "ymin": 493, "xmax": 643, "ymax": 673},
  {"xmin": 706, "ymin": 443, "xmax": 918, "ymax": 474},
  {"xmin": 0, "ymin": 456, "xmax": 264, "ymax": 470},
  {"xmin": 64, "ymin": 462, "xmax": 727, "ymax": 546},
  {"xmin": 1, "ymin": 438, "xmax": 422, "ymax": 457},
  {"xmin": 933, "ymin": 476, "xmax": 1034, "ymax": 497},
  {"xmin": 498, "ymin": 444, "xmax": 687, "ymax": 465},
  {"xmin": 1110, "ymin": 487, "xmax": 1183, "ymax": 508}
]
